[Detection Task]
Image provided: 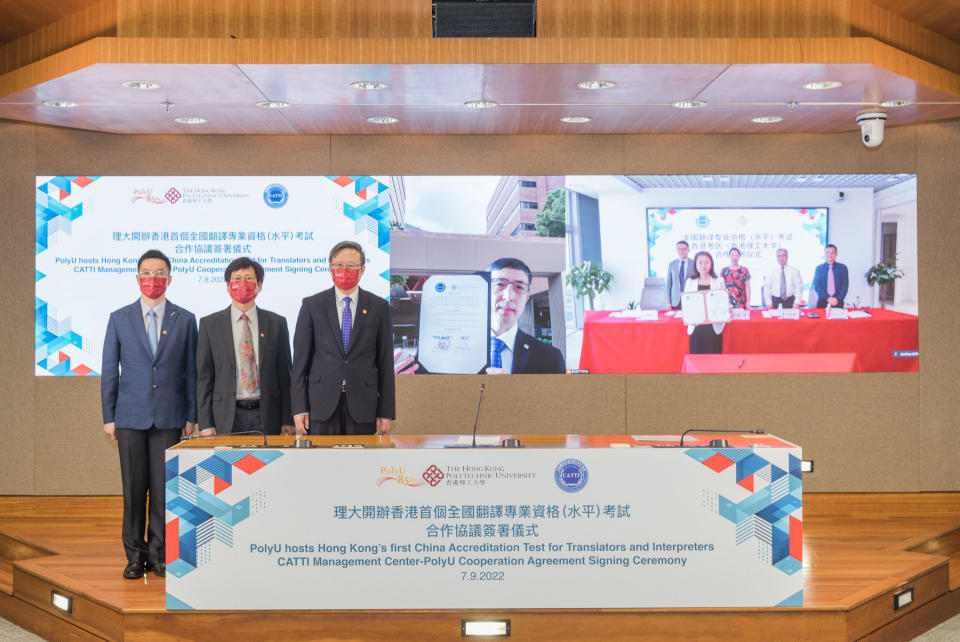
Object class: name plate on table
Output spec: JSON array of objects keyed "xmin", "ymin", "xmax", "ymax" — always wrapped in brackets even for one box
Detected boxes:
[
  {"xmin": 731, "ymin": 309, "xmax": 751, "ymax": 321},
  {"xmin": 827, "ymin": 307, "xmax": 849, "ymax": 319},
  {"xmin": 165, "ymin": 443, "xmax": 803, "ymax": 610},
  {"xmin": 780, "ymin": 309, "xmax": 801, "ymax": 320}
]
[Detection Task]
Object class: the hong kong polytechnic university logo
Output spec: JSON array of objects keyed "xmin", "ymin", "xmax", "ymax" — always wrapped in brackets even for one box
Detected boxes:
[
  {"xmin": 554, "ymin": 458, "xmax": 589, "ymax": 493},
  {"xmin": 422, "ymin": 465, "xmax": 445, "ymax": 486}
]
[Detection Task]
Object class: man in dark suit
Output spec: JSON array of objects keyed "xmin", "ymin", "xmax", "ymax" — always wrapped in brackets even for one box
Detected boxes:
[
  {"xmin": 196, "ymin": 257, "xmax": 294, "ymax": 437},
  {"xmin": 101, "ymin": 249, "xmax": 197, "ymax": 580},
  {"xmin": 813, "ymin": 244, "xmax": 850, "ymax": 308},
  {"xmin": 666, "ymin": 240, "xmax": 695, "ymax": 310},
  {"xmin": 292, "ymin": 241, "xmax": 395, "ymax": 436},
  {"xmin": 485, "ymin": 257, "xmax": 565, "ymax": 375}
]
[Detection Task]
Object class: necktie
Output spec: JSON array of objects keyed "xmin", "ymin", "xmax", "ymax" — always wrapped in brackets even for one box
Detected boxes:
[
  {"xmin": 239, "ymin": 314, "xmax": 259, "ymax": 394},
  {"xmin": 827, "ymin": 264, "xmax": 836, "ymax": 297},
  {"xmin": 341, "ymin": 296, "xmax": 352, "ymax": 352},
  {"xmin": 491, "ymin": 337, "xmax": 506, "ymax": 369},
  {"xmin": 147, "ymin": 309, "xmax": 158, "ymax": 357},
  {"xmin": 678, "ymin": 261, "xmax": 685, "ymax": 286},
  {"xmin": 779, "ymin": 267, "xmax": 786, "ymax": 298}
]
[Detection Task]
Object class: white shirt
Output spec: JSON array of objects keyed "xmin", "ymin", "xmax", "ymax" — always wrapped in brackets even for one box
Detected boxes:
[
  {"xmin": 139, "ymin": 298, "xmax": 166, "ymax": 346},
  {"xmin": 682, "ymin": 276, "xmax": 727, "ymax": 335},
  {"xmin": 335, "ymin": 287, "xmax": 358, "ymax": 329},
  {"xmin": 231, "ymin": 304, "xmax": 260, "ymax": 400},
  {"xmin": 491, "ymin": 324, "xmax": 519, "ymax": 373},
  {"xmin": 764, "ymin": 264, "xmax": 805, "ymax": 305}
]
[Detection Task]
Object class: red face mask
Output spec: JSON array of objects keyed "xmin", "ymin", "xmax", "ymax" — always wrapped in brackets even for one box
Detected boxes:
[
  {"xmin": 332, "ymin": 268, "xmax": 361, "ymax": 291},
  {"xmin": 139, "ymin": 276, "xmax": 167, "ymax": 300},
  {"xmin": 229, "ymin": 280, "xmax": 259, "ymax": 304}
]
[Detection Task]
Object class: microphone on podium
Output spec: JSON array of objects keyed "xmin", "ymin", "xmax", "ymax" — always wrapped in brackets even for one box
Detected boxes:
[{"xmin": 471, "ymin": 383, "xmax": 485, "ymax": 448}]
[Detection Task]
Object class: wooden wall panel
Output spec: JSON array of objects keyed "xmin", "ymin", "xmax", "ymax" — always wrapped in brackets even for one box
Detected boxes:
[
  {"xmin": 850, "ymin": 0, "xmax": 960, "ymax": 75},
  {"xmin": 116, "ymin": 0, "xmax": 432, "ymax": 39},
  {"xmin": 0, "ymin": 0, "xmax": 116, "ymax": 75}
]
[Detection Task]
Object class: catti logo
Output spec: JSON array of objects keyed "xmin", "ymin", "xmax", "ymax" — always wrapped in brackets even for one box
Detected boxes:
[
  {"xmin": 435, "ymin": 282, "xmax": 446, "ymax": 293},
  {"xmin": 554, "ymin": 458, "xmax": 589, "ymax": 493},
  {"xmin": 695, "ymin": 215, "xmax": 710, "ymax": 228},
  {"xmin": 263, "ymin": 183, "xmax": 289, "ymax": 208}
]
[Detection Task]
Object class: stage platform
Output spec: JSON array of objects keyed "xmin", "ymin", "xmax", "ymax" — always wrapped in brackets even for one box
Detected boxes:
[{"xmin": 1, "ymin": 493, "xmax": 958, "ymax": 641}]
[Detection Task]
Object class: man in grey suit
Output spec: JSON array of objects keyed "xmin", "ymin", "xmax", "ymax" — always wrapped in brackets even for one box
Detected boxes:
[
  {"xmin": 292, "ymin": 241, "xmax": 395, "ymax": 436},
  {"xmin": 196, "ymin": 257, "xmax": 294, "ymax": 437},
  {"xmin": 666, "ymin": 240, "xmax": 695, "ymax": 310},
  {"xmin": 101, "ymin": 249, "xmax": 197, "ymax": 580}
]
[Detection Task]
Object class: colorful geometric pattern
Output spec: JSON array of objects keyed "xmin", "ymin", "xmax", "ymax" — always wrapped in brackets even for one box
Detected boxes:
[
  {"xmin": 325, "ymin": 175, "xmax": 392, "ymax": 265},
  {"xmin": 165, "ymin": 450, "xmax": 284, "ymax": 591},
  {"xmin": 686, "ymin": 447, "xmax": 803, "ymax": 590},
  {"xmin": 35, "ymin": 176, "xmax": 101, "ymax": 376}
]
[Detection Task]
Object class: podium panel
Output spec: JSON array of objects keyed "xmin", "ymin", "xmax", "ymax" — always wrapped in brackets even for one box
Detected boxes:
[{"xmin": 165, "ymin": 435, "xmax": 802, "ymax": 610}]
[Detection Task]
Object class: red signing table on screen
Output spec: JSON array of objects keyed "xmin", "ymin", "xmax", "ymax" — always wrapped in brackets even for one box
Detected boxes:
[
  {"xmin": 579, "ymin": 308, "xmax": 918, "ymax": 373},
  {"xmin": 681, "ymin": 352, "xmax": 860, "ymax": 373}
]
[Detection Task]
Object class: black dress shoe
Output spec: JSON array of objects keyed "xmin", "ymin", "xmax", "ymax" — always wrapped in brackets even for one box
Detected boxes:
[
  {"xmin": 123, "ymin": 559, "xmax": 145, "ymax": 580},
  {"xmin": 147, "ymin": 561, "xmax": 166, "ymax": 577}
]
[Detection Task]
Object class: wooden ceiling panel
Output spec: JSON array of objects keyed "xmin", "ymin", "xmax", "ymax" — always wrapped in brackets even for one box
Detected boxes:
[
  {"xmin": 866, "ymin": 0, "xmax": 960, "ymax": 44},
  {"xmin": 282, "ymin": 105, "xmax": 483, "ymax": 135},
  {"xmin": 476, "ymin": 104, "xmax": 679, "ymax": 135},
  {"xmin": 0, "ymin": 62, "xmax": 267, "ymax": 107},
  {"xmin": 0, "ymin": 0, "xmax": 102, "ymax": 44},
  {"xmin": 238, "ymin": 64, "xmax": 486, "ymax": 106},
  {"xmin": 0, "ymin": 102, "xmax": 297, "ymax": 134},
  {"xmin": 480, "ymin": 63, "xmax": 728, "ymax": 105},
  {"xmin": 697, "ymin": 63, "xmax": 960, "ymax": 105}
]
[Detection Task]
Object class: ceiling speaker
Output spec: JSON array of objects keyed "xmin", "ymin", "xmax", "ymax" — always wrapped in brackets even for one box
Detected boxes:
[{"xmin": 433, "ymin": 1, "xmax": 537, "ymax": 38}]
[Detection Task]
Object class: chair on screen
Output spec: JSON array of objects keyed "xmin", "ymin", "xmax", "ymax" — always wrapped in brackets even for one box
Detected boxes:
[{"xmin": 640, "ymin": 277, "xmax": 670, "ymax": 310}]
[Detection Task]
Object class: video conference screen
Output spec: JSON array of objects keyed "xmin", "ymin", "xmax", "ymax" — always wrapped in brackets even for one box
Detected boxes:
[{"xmin": 36, "ymin": 174, "xmax": 918, "ymax": 376}]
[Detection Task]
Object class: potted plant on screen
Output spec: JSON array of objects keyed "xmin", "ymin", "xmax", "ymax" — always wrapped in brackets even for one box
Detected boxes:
[
  {"xmin": 566, "ymin": 260, "xmax": 613, "ymax": 310},
  {"xmin": 865, "ymin": 256, "xmax": 904, "ymax": 308}
]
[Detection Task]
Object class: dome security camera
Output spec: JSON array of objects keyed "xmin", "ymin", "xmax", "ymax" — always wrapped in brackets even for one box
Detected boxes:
[{"xmin": 857, "ymin": 112, "xmax": 887, "ymax": 148}]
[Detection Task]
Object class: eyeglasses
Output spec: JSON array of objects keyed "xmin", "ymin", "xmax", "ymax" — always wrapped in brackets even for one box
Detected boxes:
[
  {"xmin": 230, "ymin": 275, "xmax": 258, "ymax": 282},
  {"xmin": 138, "ymin": 270, "xmax": 169, "ymax": 278},
  {"xmin": 491, "ymin": 279, "xmax": 530, "ymax": 296},
  {"xmin": 330, "ymin": 263, "xmax": 363, "ymax": 270}
]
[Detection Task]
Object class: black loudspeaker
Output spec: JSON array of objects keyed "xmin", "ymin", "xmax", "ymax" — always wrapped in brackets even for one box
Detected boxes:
[{"xmin": 433, "ymin": 1, "xmax": 537, "ymax": 38}]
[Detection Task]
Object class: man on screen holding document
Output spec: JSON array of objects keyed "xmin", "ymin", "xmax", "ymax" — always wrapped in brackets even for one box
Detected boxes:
[
  {"xmin": 292, "ymin": 241, "xmax": 395, "ymax": 436},
  {"xmin": 101, "ymin": 249, "xmax": 197, "ymax": 580},
  {"xmin": 196, "ymin": 257, "xmax": 294, "ymax": 437},
  {"xmin": 812, "ymin": 244, "xmax": 849, "ymax": 308},
  {"xmin": 764, "ymin": 248, "xmax": 805, "ymax": 309},
  {"xmin": 485, "ymin": 257, "xmax": 565, "ymax": 375},
  {"xmin": 666, "ymin": 240, "xmax": 695, "ymax": 310}
]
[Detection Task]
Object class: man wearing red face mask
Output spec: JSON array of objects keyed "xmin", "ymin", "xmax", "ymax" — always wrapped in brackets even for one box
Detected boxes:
[
  {"xmin": 196, "ymin": 257, "xmax": 294, "ymax": 437},
  {"xmin": 292, "ymin": 241, "xmax": 396, "ymax": 435},
  {"xmin": 101, "ymin": 249, "xmax": 197, "ymax": 580}
]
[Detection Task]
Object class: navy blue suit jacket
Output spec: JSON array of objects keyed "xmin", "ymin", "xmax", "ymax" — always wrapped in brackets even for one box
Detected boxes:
[
  {"xmin": 291, "ymin": 287, "xmax": 395, "ymax": 423},
  {"xmin": 101, "ymin": 299, "xmax": 198, "ymax": 430},
  {"xmin": 812, "ymin": 262, "xmax": 849, "ymax": 303},
  {"xmin": 510, "ymin": 329, "xmax": 566, "ymax": 374}
]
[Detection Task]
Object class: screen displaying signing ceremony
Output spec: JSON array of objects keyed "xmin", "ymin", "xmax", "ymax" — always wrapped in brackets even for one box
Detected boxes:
[{"xmin": 36, "ymin": 174, "xmax": 918, "ymax": 376}]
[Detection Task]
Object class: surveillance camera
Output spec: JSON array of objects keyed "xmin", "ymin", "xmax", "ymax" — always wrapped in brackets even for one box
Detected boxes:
[
  {"xmin": 836, "ymin": 190, "xmax": 845, "ymax": 201},
  {"xmin": 856, "ymin": 112, "xmax": 887, "ymax": 148}
]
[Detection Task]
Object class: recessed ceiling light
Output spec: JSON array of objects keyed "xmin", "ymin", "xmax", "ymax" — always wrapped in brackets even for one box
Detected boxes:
[
  {"xmin": 803, "ymin": 81, "xmax": 842, "ymax": 90},
  {"xmin": 672, "ymin": 100, "xmax": 707, "ymax": 109},
  {"xmin": 42, "ymin": 100, "xmax": 76, "ymax": 108},
  {"xmin": 122, "ymin": 81, "xmax": 160, "ymax": 90},
  {"xmin": 464, "ymin": 100, "xmax": 498, "ymax": 109},
  {"xmin": 174, "ymin": 116, "xmax": 207, "ymax": 124},
  {"xmin": 560, "ymin": 116, "xmax": 592, "ymax": 123},
  {"xmin": 577, "ymin": 80, "xmax": 616, "ymax": 90},
  {"xmin": 750, "ymin": 116, "xmax": 783, "ymax": 124},
  {"xmin": 880, "ymin": 99, "xmax": 914, "ymax": 108},
  {"xmin": 812, "ymin": 176, "xmax": 825, "ymax": 182},
  {"xmin": 366, "ymin": 116, "xmax": 399, "ymax": 124},
  {"xmin": 702, "ymin": 177, "xmax": 714, "ymax": 182},
  {"xmin": 719, "ymin": 176, "xmax": 731, "ymax": 182},
  {"xmin": 795, "ymin": 177, "xmax": 809, "ymax": 183},
  {"xmin": 351, "ymin": 81, "xmax": 387, "ymax": 90},
  {"xmin": 255, "ymin": 101, "xmax": 290, "ymax": 109}
]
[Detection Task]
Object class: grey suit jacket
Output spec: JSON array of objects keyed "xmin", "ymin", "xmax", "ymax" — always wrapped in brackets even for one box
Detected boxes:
[
  {"xmin": 291, "ymin": 287, "xmax": 396, "ymax": 424},
  {"xmin": 666, "ymin": 257, "xmax": 695, "ymax": 307},
  {"xmin": 196, "ymin": 306, "xmax": 293, "ymax": 434}
]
